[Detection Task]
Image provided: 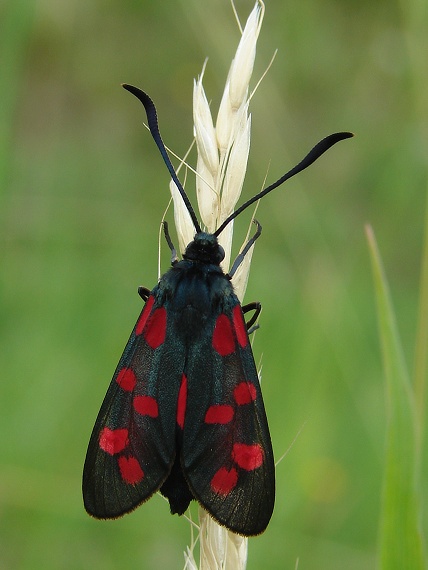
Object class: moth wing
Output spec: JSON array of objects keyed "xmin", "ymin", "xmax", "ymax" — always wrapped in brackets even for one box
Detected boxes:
[
  {"xmin": 182, "ymin": 303, "xmax": 275, "ymax": 536},
  {"xmin": 83, "ymin": 294, "xmax": 184, "ymax": 518}
]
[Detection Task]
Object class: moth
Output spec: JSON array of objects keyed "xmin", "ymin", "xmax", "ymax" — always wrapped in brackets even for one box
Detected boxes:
[{"xmin": 83, "ymin": 84, "xmax": 352, "ymax": 535}]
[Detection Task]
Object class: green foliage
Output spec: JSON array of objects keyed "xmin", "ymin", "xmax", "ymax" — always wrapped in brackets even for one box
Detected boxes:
[
  {"xmin": 1, "ymin": 0, "xmax": 426, "ymax": 568},
  {"xmin": 367, "ymin": 227, "xmax": 425, "ymax": 568}
]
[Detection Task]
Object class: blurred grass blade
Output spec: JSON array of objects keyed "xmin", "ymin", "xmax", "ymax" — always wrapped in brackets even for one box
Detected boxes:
[
  {"xmin": 414, "ymin": 189, "xmax": 428, "ymax": 456},
  {"xmin": 366, "ymin": 225, "xmax": 425, "ymax": 569},
  {"xmin": 398, "ymin": 0, "xmax": 428, "ymax": 463}
]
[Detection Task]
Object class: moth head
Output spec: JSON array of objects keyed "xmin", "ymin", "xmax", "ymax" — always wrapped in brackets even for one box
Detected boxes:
[{"xmin": 183, "ymin": 232, "xmax": 225, "ymax": 265}]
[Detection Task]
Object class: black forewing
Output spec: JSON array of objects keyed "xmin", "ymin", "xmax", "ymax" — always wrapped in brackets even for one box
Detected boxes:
[
  {"xmin": 181, "ymin": 294, "xmax": 275, "ymax": 536},
  {"xmin": 83, "ymin": 292, "xmax": 185, "ymax": 518}
]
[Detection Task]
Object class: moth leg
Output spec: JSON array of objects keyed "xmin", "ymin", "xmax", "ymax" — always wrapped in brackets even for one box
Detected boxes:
[
  {"xmin": 227, "ymin": 220, "xmax": 262, "ymax": 280},
  {"xmin": 163, "ymin": 221, "xmax": 179, "ymax": 265},
  {"xmin": 247, "ymin": 324, "xmax": 260, "ymax": 335},
  {"xmin": 242, "ymin": 301, "xmax": 261, "ymax": 333},
  {"xmin": 138, "ymin": 286, "xmax": 151, "ymax": 301}
]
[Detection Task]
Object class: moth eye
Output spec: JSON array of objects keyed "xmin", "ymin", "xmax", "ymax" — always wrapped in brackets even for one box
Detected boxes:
[{"xmin": 217, "ymin": 244, "xmax": 225, "ymax": 262}]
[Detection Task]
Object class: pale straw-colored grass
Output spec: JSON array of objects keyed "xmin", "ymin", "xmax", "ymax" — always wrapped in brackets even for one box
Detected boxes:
[
  {"xmin": 171, "ymin": 1, "xmax": 263, "ymax": 294},
  {"xmin": 170, "ymin": 2, "xmax": 266, "ymax": 568}
]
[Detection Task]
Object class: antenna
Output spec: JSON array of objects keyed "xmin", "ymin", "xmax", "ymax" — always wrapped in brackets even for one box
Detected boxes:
[
  {"xmin": 123, "ymin": 84, "xmax": 202, "ymax": 234},
  {"xmin": 124, "ymin": 84, "xmax": 353, "ymax": 240},
  {"xmin": 214, "ymin": 131, "xmax": 353, "ymax": 236}
]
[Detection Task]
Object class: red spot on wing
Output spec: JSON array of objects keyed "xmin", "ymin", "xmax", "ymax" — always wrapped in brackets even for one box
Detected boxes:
[
  {"xmin": 144, "ymin": 307, "xmax": 167, "ymax": 349},
  {"xmin": 177, "ymin": 374, "xmax": 187, "ymax": 429},
  {"xmin": 118, "ymin": 456, "xmax": 144, "ymax": 484},
  {"xmin": 136, "ymin": 295, "xmax": 155, "ymax": 335},
  {"xmin": 232, "ymin": 443, "xmax": 264, "ymax": 471},
  {"xmin": 204, "ymin": 405, "xmax": 234, "ymax": 424},
  {"xmin": 99, "ymin": 428, "xmax": 129, "ymax": 455},
  {"xmin": 212, "ymin": 314, "xmax": 235, "ymax": 356},
  {"xmin": 234, "ymin": 382, "xmax": 257, "ymax": 405},
  {"xmin": 116, "ymin": 368, "xmax": 137, "ymax": 392},
  {"xmin": 233, "ymin": 305, "xmax": 248, "ymax": 348},
  {"xmin": 211, "ymin": 467, "xmax": 238, "ymax": 495},
  {"xmin": 133, "ymin": 395, "xmax": 159, "ymax": 417}
]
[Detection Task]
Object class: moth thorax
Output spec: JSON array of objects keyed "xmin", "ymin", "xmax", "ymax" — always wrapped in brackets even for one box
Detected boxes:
[{"xmin": 183, "ymin": 232, "xmax": 225, "ymax": 265}]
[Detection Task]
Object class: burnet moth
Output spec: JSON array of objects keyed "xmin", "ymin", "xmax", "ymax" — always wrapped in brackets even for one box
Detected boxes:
[{"xmin": 82, "ymin": 84, "xmax": 352, "ymax": 536}]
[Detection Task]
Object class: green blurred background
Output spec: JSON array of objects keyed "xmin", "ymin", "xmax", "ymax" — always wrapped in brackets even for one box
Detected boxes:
[{"xmin": 1, "ymin": 0, "xmax": 426, "ymax": 568}]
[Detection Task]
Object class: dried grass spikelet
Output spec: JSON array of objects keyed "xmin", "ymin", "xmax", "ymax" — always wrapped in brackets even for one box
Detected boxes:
[
  {"xmin": 194, "ymin": 62, "xmax": 219, "ymax": 234},
  {"xmin": 198, "ymin": 508, "xmax": 248, "ymax": 570},
  {"xmin": 190, "ymin": 0, "xmax": 264, "ymax": 276},
  {"xmin": 183, "ymin": 506, "xmax": 249, "ymax": 570},
  {"xmin": 174, "ymin": 2, "xmax": 266, "ymax": 568},
  {"xmin": 170, "ymin": 178, "xmax": 196, "ymax": 256}
]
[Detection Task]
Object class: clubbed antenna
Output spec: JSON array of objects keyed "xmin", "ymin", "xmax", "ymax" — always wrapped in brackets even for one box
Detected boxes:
[
  {"xmin": 214, "ymin": 131, "xmax": 354, "ymax": 237},
  {"xmin": 123, "ymin": 84, "xmax": 202, "ymax": 234},
  {"xmin": 124, "ymin": 83, "xmax": 353, "ymax": 242}
]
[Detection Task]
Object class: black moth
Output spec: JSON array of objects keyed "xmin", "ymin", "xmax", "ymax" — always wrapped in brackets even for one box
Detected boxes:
[{"xmin": 82, "ymin": 84, "xmax": 352, "ymax": 536}]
